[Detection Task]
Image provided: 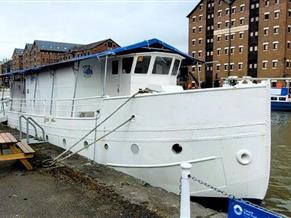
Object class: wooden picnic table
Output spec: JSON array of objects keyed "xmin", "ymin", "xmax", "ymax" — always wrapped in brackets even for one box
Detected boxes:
[{"xmin": 0, "ymin": 132, "xmax": 35, "ymax": 170}]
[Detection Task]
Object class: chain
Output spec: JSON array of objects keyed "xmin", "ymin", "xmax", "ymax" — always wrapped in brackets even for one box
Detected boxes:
[
  {"xmin": 186, "ymin": 176, "xmax": 283, "ymax": 217},
  {"xmin": 191, "ymin": 176, "xmax": 236, "ymax": 199}
]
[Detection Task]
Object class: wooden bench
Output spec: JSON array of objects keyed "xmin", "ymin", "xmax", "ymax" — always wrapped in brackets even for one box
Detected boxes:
[
  {"xmin": 0, "ymin": 133, "xmax": 35, "ymax": 171},
  {"xmin": 16, "ymin": 142, "xmax": 35, "ymax": 154}
]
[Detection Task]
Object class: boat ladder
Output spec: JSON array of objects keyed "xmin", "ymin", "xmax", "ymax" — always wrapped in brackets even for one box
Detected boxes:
[{"xmin": 19, "ymin": 115, "xmax": 46, "ymax": 144}]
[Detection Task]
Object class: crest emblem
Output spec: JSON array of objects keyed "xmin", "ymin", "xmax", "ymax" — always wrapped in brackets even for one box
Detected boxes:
[{"xmin": 83, "ymin": 65, "xmax": 93, "ymax": 78}]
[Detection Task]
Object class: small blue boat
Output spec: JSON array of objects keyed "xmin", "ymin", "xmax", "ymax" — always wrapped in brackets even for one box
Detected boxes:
[{"xmin": 271, "ymin": 88, "xmax": 291, "ymax": 111}]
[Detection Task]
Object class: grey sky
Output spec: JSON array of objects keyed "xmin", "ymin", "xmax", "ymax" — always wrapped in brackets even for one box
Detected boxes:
[{"xmin": 0, "ymin": 0, "xmax": 199, "ymax": 60}]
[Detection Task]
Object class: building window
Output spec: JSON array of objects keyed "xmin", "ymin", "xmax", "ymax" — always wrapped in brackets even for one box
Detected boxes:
[
  {"xmin": 274, "ymin": 26, "xmax": 279, "ymax": 34},
  {"xmin": 240, "ymin": 4, "xmax": 245, "ymax": 12},
  {"xmin": 264, "ymin": 13, "xmax": 270, "ymax": 20},
  {"xmin": 239, "ymin": 46, "xmax": 243, "ymax": 53},
  {"xmin": 264, "ymin": 28, "xmax": 269, "ymax": 35},
  {"xmin": 264, "ymin": 0, "xmax": 269, "ymax": 6},
  {"xmin": 192, "ymin": 40, "xmax": 196, "ymax": 45},
  {"xmin": 263, "ymin": 43, "xmax": 269, "ymax": 51},
  {"xmin": 272, "ymin": 60, "xmax": 278, "ymax": 69},
  {"xmin": 288, "ymin": 41, "xmax": 291, "ymax": 49},
  {"xmin": 240, "ymin": 18, "xmax": 244, "ymax": 25},
  {"xmin": 239, "ymin": 32, "xmax": 244, "ymax": 39},
  {"xmin": 217, "ymin": 36, "xmax": 221, "ymax": 41},
  {"xmin": 217, "ymin": 48, "xmax": 221, "ymax": 55},
  {"xmin": 226, "ymin": 8, "xmax": 229, "ymax": 15},
  {"xmin": 262, "ymin": 61, "xmax": 268, "ymax": 69},
  {"xmin": 224, "ymin": 48, "xmax": 229, "ymax": 55},
  {"xmin": 274, "ymin": 11, "xmax": 280, "ymax": 19},
  {"xmin": 218, "ymin": 10, "xmax": 222, "ymax": 17},
  {"xmin": 192, "ymin": 16, "xmax": 196, "ymax": 22},
  {"xmin": 217, "ymin": 64, "xmax": 220, "ymax": 71},
  {"xmin": 238, "ymin": 63, "xmax": 243, "ymax": 70},
  {"xmin": 273, "ymin": 42, "xmax": 279, "ymax": 50},
  {"xmin": 231, "ymin": 6, "xmax": 236, "ymax": 14},
  {"xmin": 192, "ymin": 27, "xmax": 196, "ymax": 33}
]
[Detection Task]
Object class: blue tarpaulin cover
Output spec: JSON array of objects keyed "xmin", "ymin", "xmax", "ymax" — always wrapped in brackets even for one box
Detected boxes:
[
  {"xmin": 228, "ymin": 198, "xmax": 282, "ymax": 218},
  {"xmin": 1, "ymin": 38, "xmax": 201, "ymax": 77}
]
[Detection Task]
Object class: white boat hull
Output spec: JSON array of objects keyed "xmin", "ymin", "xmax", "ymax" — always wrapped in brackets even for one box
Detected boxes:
[{"xmin": 6, "ymin": 85, "xmax": 270, "ymax": 200}]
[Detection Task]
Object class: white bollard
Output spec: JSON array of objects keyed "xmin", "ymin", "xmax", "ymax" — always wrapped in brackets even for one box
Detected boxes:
[{"xmin": 180, "ymin": 162, "xmax": 192, "ymax": 218}]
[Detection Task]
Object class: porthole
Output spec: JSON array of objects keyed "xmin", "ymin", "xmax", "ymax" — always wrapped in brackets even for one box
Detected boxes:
[
  {"xmin": 172, "ymin": 144, "xmax": 182, "ymax": 154},
  {"xmin": 46, "ymin": 135, "xmax": 49, "ymax": 141},
  {"xmin": 84, "ymin": 141, "xmax": 89, "ymax": 148},
  {"xmin": 104, "ymin": 144, "xmax": 109, "ymax": 150},
  {"xmin": 62, "ymin": 138, "xmax": 67, "ymax": 146},
  {"xmin": 131, "ymin": 144, "xmax": 139, "ymax": 154}
]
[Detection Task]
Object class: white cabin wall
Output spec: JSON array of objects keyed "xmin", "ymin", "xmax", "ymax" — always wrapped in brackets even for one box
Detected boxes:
[
  {"xmin": 12, "ymin": 80, "xmax": 25, "ymax": 99},
  {"xmin": 54, "ymin": 66, "xmax": 75, "ymax": 100},
  {"xmin": 75, "ymin": 58, "xmax": 103, "ymax": 98}
]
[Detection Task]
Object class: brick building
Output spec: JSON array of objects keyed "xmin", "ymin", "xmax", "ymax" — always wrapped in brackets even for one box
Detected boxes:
[
  {"xmin": 61, "ymin": 39, "xmax": 119, "ymax": 60},
  {"xmin": 188, "ymin": 0, "xmax": 291, "ymax": 87},
  {"xmin": 11, "ymin": 48, "xmax": 24, "ymax": 71},
  {"xmin": 29, "ymin": 40, "xmax": 83, "ymax": 67},
  {"xmin": 23, "ymin": 43, "xmax": 33, "ymax": 69}
]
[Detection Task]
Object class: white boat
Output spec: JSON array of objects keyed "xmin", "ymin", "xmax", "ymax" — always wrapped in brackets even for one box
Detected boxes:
[{"xmin": 0, "ymin": 39, "xmax": 271, "ymax": 200}]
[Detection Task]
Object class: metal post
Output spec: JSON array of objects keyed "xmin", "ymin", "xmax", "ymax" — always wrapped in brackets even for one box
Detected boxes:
[
  {"xmin": 180, "ymin": 162, "xmax": 192, "ymax": 218},
  {"xmin": 93, "ymin": 110, "xmax": 99, "ymax": 161},
  {"xmin": 103, "ymin": 56, "xmax": 108, "ymax": 96},
  {"xmin": 71, "ymin": 62, "xmax": 80, "ymax": 117},
  {"xmin": 50, "ymin": 70, "xmax": 55, "ymax": 116},
  {"xmin": 33, "ymin": 74, "xmax": 38, "ymax": 113}
]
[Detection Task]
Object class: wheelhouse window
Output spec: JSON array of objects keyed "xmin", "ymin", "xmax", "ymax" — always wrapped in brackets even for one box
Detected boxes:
[
  {"xmin": 134, "ymin": 56, "xmax": 151, "ymax": 74},
  {"xmin": 171, "ymin": 59, "xmax": 181, "ymax": 76},
  {"xmin": 122, "ymin": 57, "xmax": 133, "ymax": 74},
  {"xmin": 112, "ymin": 60, "xmax": 119, "ymax": 75},
  {"xmin": 152, "ymin": 57, "xmax": 172, "ymax": 75}
]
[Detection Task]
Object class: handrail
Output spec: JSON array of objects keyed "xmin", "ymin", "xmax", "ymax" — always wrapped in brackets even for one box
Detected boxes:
[
  {"xmin": 19, "ymin": 115, "xmax": 37, "ymax": 142},
  {"xmin": 19, "ymin": 115, "xmax": 45, "ymax": 143},
  {"xmin": 27, "ymin": 117, "xmax": 46, "ymax": 141}
]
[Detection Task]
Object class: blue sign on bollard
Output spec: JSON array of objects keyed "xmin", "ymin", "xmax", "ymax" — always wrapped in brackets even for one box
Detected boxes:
[{"xmin": 228, "ymin": 198, "xmax": 283, "ymax": 218}]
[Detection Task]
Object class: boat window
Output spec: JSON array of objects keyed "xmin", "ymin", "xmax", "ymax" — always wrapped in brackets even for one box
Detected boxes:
[
  {"xmin": 152, "ymin": 57, "xmax": 172, "ymax": 75},
  {"xmin": 112, "ymin": 60, "xmax": 119, "ymax": 75},
  {"xmin": 134, "ymin": 56, "xmax": 151, "ymax": 74},
  {"xmin": 271, "ymin": 97, "xmax": 277, "ymax": 101},
  {"xmin": 171, "ymin": 59, "xmax": 181, "ymax": 76},
  {"xmin": 279, "ymin": 97, "xmax": 286, "ymax": 101},
  {"xmin": 122, "ymin": 57, "xmax": 134, "ymax": 74}
]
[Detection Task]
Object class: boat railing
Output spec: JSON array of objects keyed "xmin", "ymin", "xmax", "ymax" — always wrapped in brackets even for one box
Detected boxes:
[{"xmin": 8, "ymin": 96, "xmax": 103, "ymax": 118}]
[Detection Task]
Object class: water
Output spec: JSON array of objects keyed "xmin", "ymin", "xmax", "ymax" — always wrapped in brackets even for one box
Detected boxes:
[{"xmin": 262, "ymin": 112, "xmax": 291, "ymax": 217}]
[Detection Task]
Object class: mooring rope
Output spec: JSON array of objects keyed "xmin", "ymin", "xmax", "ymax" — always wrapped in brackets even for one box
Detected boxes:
[
  {"xmin": 56, "ymin": 115, "xmax": 135, "ymax": 163},
  {"xmin": 42, "ymin": 91, "xmax": 139, "ymax": 167}
]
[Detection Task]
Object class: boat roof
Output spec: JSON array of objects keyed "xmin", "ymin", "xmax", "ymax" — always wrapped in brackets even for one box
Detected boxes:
[{"xmin": 1, "ymin": 38, "xmax": 202, "ymax": 77}]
